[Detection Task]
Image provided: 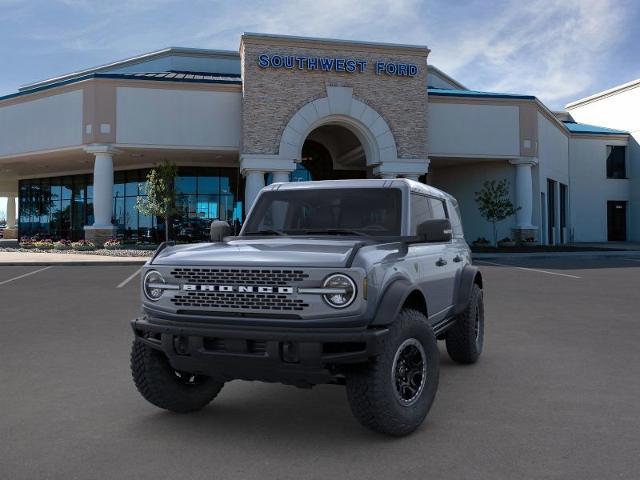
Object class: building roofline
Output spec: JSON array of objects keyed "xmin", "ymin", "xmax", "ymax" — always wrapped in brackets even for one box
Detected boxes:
[
  {"xmin": 2, "ymin": 72, "xmax": 241, "ymax": 104},
  {"xmin": 241, "ymin": 32, "xmax": 430, "ymax": 55},
  {"xmin": 428, "ymin": 88, "xmax": 535, "ymax": 100},
  {"xmin": 565, "ymin": 78, "xmax": 640, "ymax": 109},
  {"xmin": 562, "ymin": 120, "xmax": 628, "ymax": 135},
  {"xmin": 427, "ymin": 65, "xmax": 467, "ymax": 90},
  {"xmin": 19, "ymin": 47, "xmax": 240, "ymax": 92}
]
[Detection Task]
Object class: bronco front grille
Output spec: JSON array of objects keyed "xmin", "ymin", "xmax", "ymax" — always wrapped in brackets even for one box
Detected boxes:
[
  {"xmin": 170, "ymin": 268, "xmax": 309, "ymax": 286},
  {"xmin": 170, "ymin": 291, "xmax": 309, "ymax": 311}
]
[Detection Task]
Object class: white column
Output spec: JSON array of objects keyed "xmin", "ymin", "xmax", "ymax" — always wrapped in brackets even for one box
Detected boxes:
[
  {"xmin": 91, "ymin": 151, "xmax": 115, "ymax": 227},
  {"xmin": 509, "ymin": 158, "xmax": 538, "ymax": 229},
  {"xmin": 6, "ymin": 195, "xmax": 16, "ymax": 229},
  {"xmin": 271, "ymin": 171, "xmax": 290, "ymax": 184},
  {"xmin": 240, "ymin": 154, "xmax": 295, "ymax": 213},
  {"xmin": 244, "ymin": 170, "xmax": 265, "ymax": 212}
]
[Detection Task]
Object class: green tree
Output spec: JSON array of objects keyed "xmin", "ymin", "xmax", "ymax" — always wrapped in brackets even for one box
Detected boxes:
[
  {"xmin": 135, "ymin": 161, "xmax": 178, "ymax": 243},
  {"xmin": 474, "ymin": 179, "xmax": 519, "ymax": 246}
]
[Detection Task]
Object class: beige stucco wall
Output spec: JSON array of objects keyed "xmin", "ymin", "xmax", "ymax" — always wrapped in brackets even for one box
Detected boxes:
[
  {"xmin": 116, "ymin": 86, "xmax": 242, "ymax": 148},
  {"xmin": 240, "ymin": 35, "xmax": 429, "ymax": 160},
  {"xmin": 0, "ymin": 89, "xmax": 83, "ymax": 157},
  {"xmin": 427, "ymin": 102, "xmax": 520, "ymax": 157}
]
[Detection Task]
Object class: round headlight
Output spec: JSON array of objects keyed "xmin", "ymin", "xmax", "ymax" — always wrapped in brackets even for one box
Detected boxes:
[
  {"xmin": 143, "ymin": 270, "xmax": 165, "ymax": 301},
  {"xmin": 322, "ymin": 274, "xmax": 357, "ymax": 308}
]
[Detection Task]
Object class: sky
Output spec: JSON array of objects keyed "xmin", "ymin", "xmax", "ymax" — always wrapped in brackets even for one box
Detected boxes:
[{"xmin": 1, "ymin": 0, "xmax": 640, "ymax": 217}]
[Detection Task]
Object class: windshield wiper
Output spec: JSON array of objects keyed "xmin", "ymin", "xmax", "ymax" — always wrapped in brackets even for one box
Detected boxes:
[
  {"xmin": 244, "ymin": 229, "xmax": 287, "ymax": 236},
  {"xmin": 301, "ymin": 228, "xmax": 371, "ymax": 237}
]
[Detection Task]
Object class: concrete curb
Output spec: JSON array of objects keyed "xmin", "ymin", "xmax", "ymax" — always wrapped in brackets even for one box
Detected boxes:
[
  {"xmin": 0, "ymin": 260, "xmax": 149, "ymax": 266},
  {"xmin": 473, "ymin": 250, "xmax": 640, "ymax": 260}
]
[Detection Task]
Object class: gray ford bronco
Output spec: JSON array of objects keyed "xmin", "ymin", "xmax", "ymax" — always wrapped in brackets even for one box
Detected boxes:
[{"xmin": 130, "ymin": 179, "xmax": 484, "ymax": 436}]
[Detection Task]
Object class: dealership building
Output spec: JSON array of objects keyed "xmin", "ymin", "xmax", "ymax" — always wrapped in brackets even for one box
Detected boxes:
[{"xmin": 0, "ymin": 33, "xmax": 637, "ymax": 244}]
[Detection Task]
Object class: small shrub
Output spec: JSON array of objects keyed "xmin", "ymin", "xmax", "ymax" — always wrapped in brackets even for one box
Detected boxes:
[
  {"xmin": 20, "ymin": 236, "xmax": 35, "ymax": 249},
  {"xmin": 71, "ymin": 240, "xmax": 96, "ymax": 251},
  {"xmin": 33, "ymin": 239, "xmax": 54, "ymax": 250},
  {"xmin": 103, "ymin": 238, "xmax": 122, "ymax": 250},
  {"xmin": 54, "ymin": 239, "xmax": 72, "ymax": 250}
]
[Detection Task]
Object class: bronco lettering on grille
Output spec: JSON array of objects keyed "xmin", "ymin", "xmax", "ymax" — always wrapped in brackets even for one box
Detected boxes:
[{"xmin": 182, "ymin": 285, "xmax": 294, "ymax": 294}]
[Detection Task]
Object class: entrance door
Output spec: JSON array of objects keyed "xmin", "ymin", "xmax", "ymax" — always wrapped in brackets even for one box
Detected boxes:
[
  {"xmin": 540, "ymin": 193, "xmax": 547, "ymax": 245},
  {"xmin": 547, "ymin": 179, "xmax": 556, "ymax": 244},
  {"xmin": 607, "ymin": 201, "xmax": 627, "ymax": 241},
  {"xmin": 560, "ymin": 183, "xmax": 568, "ymax": 243}
]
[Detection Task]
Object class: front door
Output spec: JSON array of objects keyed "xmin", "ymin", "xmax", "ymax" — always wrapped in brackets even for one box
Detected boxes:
[
  {"xmin": 547, "ymin": 179, "xmax": 556, "ymax": 244},
  {"xmin": 607, "ymin": 201, "xmax": 627, "ymax": 241}
]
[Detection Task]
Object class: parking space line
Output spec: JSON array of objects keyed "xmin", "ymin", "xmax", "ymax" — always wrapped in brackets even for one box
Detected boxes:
[
  {"xmin": 117, "ymin": 267, "xmax": 142, "ymax": 289},
  {"xmin": 0, "ymin": 266, "xmax": 52, "ymax": 286},
  {"xmin": 476, "ymin": 260, "xmax": 581, "ymax": 279}
]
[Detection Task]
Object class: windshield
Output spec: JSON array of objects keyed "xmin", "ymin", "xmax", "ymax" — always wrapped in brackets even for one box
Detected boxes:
[{"xmin": 242, "ymin": 188, "xmax": 402, "ymax": 237}]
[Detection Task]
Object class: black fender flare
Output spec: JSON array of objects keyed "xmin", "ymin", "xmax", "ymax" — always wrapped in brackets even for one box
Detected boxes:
[
  {"xmin": 454, "ymin": 265, "xmax": 483, "ymax": 315},
  {"xmin": 370, "ymin": 277, "xmax": 419, "ymax": 326}
]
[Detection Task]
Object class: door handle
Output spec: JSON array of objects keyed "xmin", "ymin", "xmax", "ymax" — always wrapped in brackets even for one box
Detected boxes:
[
  {"xmin": 436, "ymin": 257, "xmax": 447, "ymax": 267},
  {"xmin": 453, "ymin": 255, "xmax": 463, "ymax": 263}
]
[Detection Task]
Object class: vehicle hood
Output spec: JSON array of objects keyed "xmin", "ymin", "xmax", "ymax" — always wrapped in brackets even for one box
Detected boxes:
[{"xmin": 151, "ymin": 238, "xmax": 364, "ymax": 267}]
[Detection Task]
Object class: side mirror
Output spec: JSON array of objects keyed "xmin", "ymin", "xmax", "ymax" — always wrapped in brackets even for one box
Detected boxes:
[
  {"xmin": 210, "ymin": 220, "xmax": 231, "ymax": 242},
  {"xmin": 416, "ymin": 219, "xmax": 452, "ymax": 243}
]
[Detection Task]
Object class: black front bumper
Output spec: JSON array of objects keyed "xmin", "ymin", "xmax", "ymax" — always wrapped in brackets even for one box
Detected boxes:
[{"xmin": 131, "ymin": 316, "xmax": 388, "ymax": 386}]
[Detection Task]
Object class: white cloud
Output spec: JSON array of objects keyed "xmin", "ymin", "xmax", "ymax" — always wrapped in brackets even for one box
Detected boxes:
[
  {"xmin": 424, "ymin": 0, "xmax": 631, "ymax": 107},
  {"xmin": 4, "ymin": 0, "xmax": 635, "ymax": 109},
  {"xmin": 185, "ymin": 0, "xmax": 632, "ymax": 107}
]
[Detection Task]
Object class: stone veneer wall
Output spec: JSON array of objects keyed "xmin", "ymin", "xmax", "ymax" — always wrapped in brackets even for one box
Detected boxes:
[{"xmin": 240, "ymin": 36, "xmax": 429, "ymax": 160}]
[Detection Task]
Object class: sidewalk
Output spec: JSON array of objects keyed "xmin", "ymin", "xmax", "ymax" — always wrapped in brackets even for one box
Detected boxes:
[
  {"xmin": 0, "ymin": 251, "xmax": 150, "ymax": 266},
  {"xmin": 473, "ymin": 250, "xmax": 640, "ymax": 260}
]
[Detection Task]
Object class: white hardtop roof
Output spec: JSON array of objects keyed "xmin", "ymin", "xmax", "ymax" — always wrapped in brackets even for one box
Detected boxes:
[{"xmin": 265, "ymin": 178, "xmax": 449, "ymax": 198}]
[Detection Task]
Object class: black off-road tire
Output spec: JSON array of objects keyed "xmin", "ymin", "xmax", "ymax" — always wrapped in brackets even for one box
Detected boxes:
[
  {"xmin": 131, "ymin": 340, "xmax": 224, "ymax": 413},
  {"xmin": 445, "ymin": 283, "xmax": 484, "ymax": 364},
  {"xmin": 345, "ymin": 309, "xmax": 439, "ymax": 436}
]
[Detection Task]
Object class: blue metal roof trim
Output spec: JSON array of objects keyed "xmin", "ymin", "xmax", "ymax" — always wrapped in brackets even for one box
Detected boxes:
[
  {"xmin": 0, "ymin": 72, "xmax": 242, "ymax": 102},
  {"xmin": 562, "ymin": 121, "xmax": 628, "ymax": 135},
  {"xmin": 428, "ymin": 87, "xmax": 536, "ymax": 100}
]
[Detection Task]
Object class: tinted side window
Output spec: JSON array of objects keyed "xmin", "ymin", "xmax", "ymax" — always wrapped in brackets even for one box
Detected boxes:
[
  {"xmin": 447, "ymin": 198, "xmax": 464, "ymax": 238},
  {"xmin": 410, "ymin": 194, "xmax": 432, "ymax": 235},
  {"xmin": 429, "ymin": 198, "xmax": 448, "ymax": 220}
]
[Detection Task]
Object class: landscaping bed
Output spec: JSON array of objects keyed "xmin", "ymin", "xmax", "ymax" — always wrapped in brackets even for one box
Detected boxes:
[
  {"xmin": 471, "ymin": 245, "xmax": 623, "ymax": 253},
  {"xmin": 0, "ymin": 247, "xmax": 153, "ymax": 257},
  {"xmin": 0, "ymin": 238, "xmax": 157, "ymax": 257}
]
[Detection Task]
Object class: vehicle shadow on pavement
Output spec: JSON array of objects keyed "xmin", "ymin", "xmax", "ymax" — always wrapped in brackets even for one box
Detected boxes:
[{"xmin": 126, "ymin": 353, "xmax": 462, "ymax": 447}]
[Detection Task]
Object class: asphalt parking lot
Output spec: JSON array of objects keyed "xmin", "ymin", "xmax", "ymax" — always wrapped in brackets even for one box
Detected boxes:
[{"xmin": 1, "ymin": 257, "xmax": 640, "ymax": 479}]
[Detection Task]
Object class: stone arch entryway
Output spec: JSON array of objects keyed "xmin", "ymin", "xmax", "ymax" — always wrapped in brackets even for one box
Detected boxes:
[{"xmin": 278, "ymin": 86, "xmax": 399, "ymax": 172}]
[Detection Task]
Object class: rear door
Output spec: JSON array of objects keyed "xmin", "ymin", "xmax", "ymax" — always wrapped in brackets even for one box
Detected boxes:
[
  {"xmin": 426, "ymin": 196, "xmax": 458, "ymax": 318},
  {"xmin": 408, "ymin": 193, "xmax": 456, "ymax": 322}
]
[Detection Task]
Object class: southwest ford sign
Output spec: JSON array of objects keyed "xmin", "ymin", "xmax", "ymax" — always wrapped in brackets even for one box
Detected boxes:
[{"xmin": 257, "ymin": 54, "xmax": 418, "ymax": 77}]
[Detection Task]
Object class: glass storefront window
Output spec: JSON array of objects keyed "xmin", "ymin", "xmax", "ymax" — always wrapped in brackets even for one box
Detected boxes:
[{"xmin": 18, "ymin": 166, "xmax": 242, "ymax": 242}]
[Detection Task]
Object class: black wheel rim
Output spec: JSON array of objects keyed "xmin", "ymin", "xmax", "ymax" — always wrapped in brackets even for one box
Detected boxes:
[
  {"xmin": 474, "ymin": 302, "xmax": 482, "ymax": 347},
  {"xmin": 173, "ymin": 370, "xmax": 204, "ymax": 386},
  {"xmin": 391, "ymin": 338, "xmax": 427, "ymax": 406}
]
